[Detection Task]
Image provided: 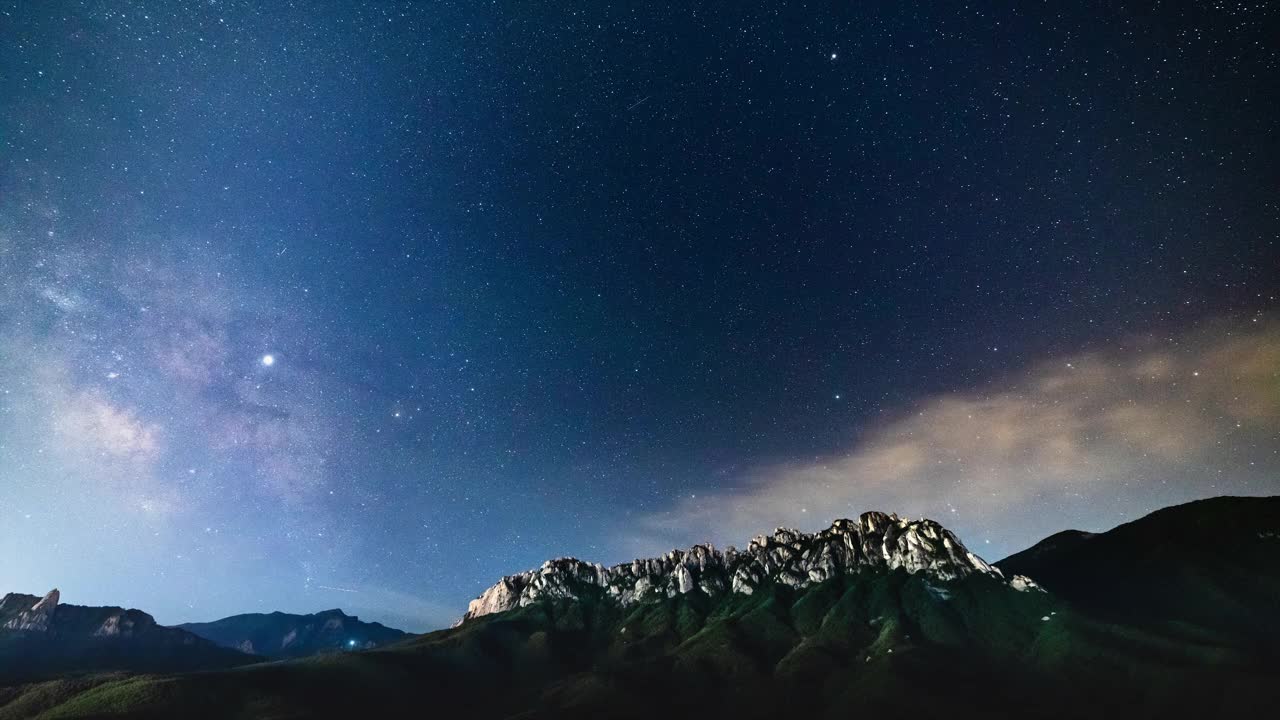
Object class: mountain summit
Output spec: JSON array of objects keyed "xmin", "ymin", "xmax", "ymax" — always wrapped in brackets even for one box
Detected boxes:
[{"xmin": 465, "ymin": 511, "xmax": 1039, "ymax": 621}]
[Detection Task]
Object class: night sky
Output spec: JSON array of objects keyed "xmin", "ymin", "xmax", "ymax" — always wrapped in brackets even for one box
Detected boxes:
[{"xmin": 2, "ymin": 2, "xmax": 1277, "ymax": 631}]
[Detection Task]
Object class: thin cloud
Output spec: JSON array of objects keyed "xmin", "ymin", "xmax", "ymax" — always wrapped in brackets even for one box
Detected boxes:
[{"xmin": 633, "ymin": 320, "xmax": 1280, "ymax": 558}]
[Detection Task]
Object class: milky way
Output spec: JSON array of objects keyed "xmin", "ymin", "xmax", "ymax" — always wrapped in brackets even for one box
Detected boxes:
[{"xmin": 1, "ymin": 2, "xmax": 1277, "ymax": 630}]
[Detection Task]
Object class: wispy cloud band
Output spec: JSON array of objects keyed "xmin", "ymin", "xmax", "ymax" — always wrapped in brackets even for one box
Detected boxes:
[{"xmin": 634, "ymin": 319, "xmax": 1279, "ymax": 558}]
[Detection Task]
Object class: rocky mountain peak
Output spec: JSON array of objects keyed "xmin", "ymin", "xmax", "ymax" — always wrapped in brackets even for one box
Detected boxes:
[
  {"xmin": 463, "ymin": 511, "xmax": 1039, "ymax": 623},
  {"xmin": 33, "ymin": 588, "xmax": 60, "ymax": 612},
  {"xmin": 0, "ymin": 589, "xmax": 256, "ymax": 682},
  {"xmin": 2, "ymin": 588, "xmax": 60, "ymax": 632}
]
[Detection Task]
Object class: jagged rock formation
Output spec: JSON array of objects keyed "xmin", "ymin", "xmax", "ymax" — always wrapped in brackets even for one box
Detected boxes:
[
  {"xmin": 0, "ymin": 588, "xmax": 59, "ymax": 632},
  {"xmin": 465, "ymin": 511, "xmax": 1040, "ymax": 621},
  {"xmin": 0, "ymin": 588, "xmax": 185, "ymax": 641},
  {"xmin": 0, "ymin": 589, "xmax": 255, "ymax": 683},
  {"xmin": 178, "ymin": 608, "xmax": 411, "ymax": 659}
]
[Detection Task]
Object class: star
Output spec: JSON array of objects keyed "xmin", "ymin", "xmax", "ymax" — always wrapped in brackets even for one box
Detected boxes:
[{"xmin": 261, "ymin": 354, "xmax": 275, "ymax": 367}]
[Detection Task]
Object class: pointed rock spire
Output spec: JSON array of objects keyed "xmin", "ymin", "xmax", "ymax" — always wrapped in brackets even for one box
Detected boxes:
[
  {"xmin": 2, "ymin": 588, "xmax": 59, "ymax": 632},
  {"xmin": 32, "ymin": 588, "xmax": 60, "ymax": 613}
]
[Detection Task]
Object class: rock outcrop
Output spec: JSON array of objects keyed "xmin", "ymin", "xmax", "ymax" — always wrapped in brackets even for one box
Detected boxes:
[
  {"xmin": 0, "ymin": 588, "xmax": 183, "ymax": 641},
  {"xmin": 464, "ymin": 512, "xmax": 1040, "ymax": 622},
  {"xmin": 0, "ymin": 588, "xmax": 59, "ymax": 632},
  {"xmin": 0, "ymin": 589, "xmax": 255, "ymax": 683}
]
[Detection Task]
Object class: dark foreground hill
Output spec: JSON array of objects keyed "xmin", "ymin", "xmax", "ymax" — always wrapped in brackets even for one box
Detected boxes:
[
  {"xmin": 177, "ymin": 609, "xmax": 410, "ymax": 659},
  {"xmin": 996, "ymin": 495, "xmax": 1280, "ymax": 664},
  {"xmin": 3, "ymin": 499, "xmax": 1278, "ymax": 719}
]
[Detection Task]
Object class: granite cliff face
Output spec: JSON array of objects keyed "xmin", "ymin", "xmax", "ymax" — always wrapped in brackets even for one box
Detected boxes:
[
  {"xmin": 0, "ymin": 588, "xmax": 166, "ymax": 639},
  {"xmin": 0, "ymin": 588, "xmax": 59, "ymax": 632},
  {"xmin": 464, "ymin": 511, "xmax": 1040, "ymax": 621}
]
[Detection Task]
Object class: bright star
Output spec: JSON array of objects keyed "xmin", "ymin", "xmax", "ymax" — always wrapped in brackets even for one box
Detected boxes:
[
  {"xmin": 830, "ymin": 53, "xmax": 838, "ymax": 60},
  {"xmin": 261, "ymin": 354, "xmax": 275, "ymax": 366}
]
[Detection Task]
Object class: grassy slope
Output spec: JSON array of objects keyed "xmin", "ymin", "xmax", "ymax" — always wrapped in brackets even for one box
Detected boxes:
[{"xmin": 0, "ymin": 633, "xmax": 255, "ymax": 686}]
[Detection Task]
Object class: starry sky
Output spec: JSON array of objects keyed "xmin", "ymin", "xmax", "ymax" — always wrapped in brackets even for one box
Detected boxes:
[{"xmin": 1, "ymin": 2, "xmax": 1277, "ymax": 631}]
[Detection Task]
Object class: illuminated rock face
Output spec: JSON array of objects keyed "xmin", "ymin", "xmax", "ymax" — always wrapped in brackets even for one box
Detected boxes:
[
  {"xmin": 0, "ymin": 589, "xmax": 59, "ymax": 632},
  {"xmin": 0, "ymin": 589, "xmax": 257, "ymax": 682},
  {"xmin": 463, "ymin": 511, "xmax": 1041, "ymax": 622},
  {"xmin": 0, "ymin": 588, "xmax": 182, "ymax": 640}
]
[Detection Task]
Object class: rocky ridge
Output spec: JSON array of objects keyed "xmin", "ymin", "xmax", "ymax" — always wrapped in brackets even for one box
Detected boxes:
[
  {"xmin": 0, "ymin": 588, "xmax": 214, "ymax": 644},
  {"xmin": 464, "ymin": 511, "xmax": 1039, "ymax": 621},
  {"xmin": 0, "ymin": 588, "xmax": 256, "ymax": 682},
  {"xmin": 0, "ymin": 588, "xmax": 60, "ymax": 632}
]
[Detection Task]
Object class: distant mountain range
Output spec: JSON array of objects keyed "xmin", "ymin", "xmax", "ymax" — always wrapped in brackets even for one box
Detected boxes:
[
  {"xmin": 177, "ymin": 608, "xmax": 410, "ymax": 658},
  {"xmin": 0, "ymin": 590, "xmax": 253, "ymax": 684},
  {"xmin": 0, "ymin": 595, "xmax": 412, "ymax": 687},
  {"xmin": 2, "ymin": 496, "xmax": 1277, "ymax": 719}
]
